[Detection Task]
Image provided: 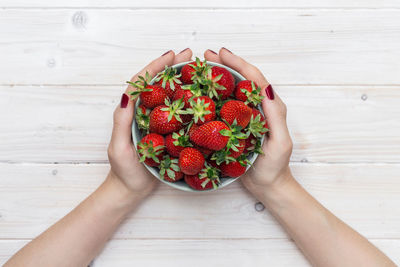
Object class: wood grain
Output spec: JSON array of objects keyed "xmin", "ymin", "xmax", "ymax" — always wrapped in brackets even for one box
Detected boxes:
[
  {"xmin": 0, "ymin": 163, "xmax": 399, "ymax": 240},
  {"xmin": 0, "ymin": 10, "xmax": 399, "ymax": 85},
  {"xmin": 1, "ymin": 0, "xmax": 400, "ymax": 8},
  {"xmin": 1, "ymin": 85, "xmax": 399, "ymax": 163},
  {"xmin": 1, "ymin": 239, "xmax": 399, "ymax": 266}
]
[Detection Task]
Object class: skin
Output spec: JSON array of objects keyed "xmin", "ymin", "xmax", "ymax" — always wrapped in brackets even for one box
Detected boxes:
[{"xmin": 5, "ymin": 48, "xmax": 396, "ymax": 267}]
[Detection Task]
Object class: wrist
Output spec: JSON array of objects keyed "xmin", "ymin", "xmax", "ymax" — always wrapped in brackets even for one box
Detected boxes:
[{"xmin": 101, "ymin": 171, "xmax": 147, "ymax": 213}]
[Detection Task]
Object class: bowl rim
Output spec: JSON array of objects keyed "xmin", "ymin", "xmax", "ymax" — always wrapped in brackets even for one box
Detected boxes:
[{"xmin": 131, "ymin": 60, "xmax": 264, "ymax": 192}]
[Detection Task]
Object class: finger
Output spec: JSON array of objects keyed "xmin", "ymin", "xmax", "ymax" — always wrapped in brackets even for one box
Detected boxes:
[
  {"xmin": 218, "ymin": 47, "xmax": 269, "ymax": 88},
  {"xmin": 174, "ymin": 48, "xmax": 193, "ymax": 64},
  {"xmin": 260, "ymin": 86, "xmax": 291, "ymax": 143},
  {"xmin": 125, "ymin": 50, "xmax": 176, "ymax": 94},
  {"xmin": 110, "ymin": 93, "xmax": 135, "ymax": 150},
  {"xmin": 204, "ymin": 49, "xmax": 223, "ymax": 64}
]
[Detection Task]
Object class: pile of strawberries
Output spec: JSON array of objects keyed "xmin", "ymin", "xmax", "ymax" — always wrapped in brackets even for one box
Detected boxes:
[{"xmin": 130, "ymin": 58, "xmax": 268, "ymax": 191}]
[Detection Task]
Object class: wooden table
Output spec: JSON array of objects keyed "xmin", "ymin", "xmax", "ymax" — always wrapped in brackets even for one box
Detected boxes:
[{"xmin": 0, "ymin": 1, "xmax": 399, "ymax": 266}]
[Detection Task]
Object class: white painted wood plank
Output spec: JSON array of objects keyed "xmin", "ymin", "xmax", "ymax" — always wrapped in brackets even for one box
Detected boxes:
[
  {"xmin": 0, "ymin": 10, "xmax": 399, "ymax": 84},
  {"xmin": 1, "ymin": 239, "xmax": 399, "ymax": 267},
  {"xmin": 1, "ymin": 85, "xmax": 399, "ymax": 163},
  {"xmin": 1, "ymin": 0, "xmax": 400, "ymax": 8},
  {"xmin": 0, "ymin": 163, "xmax": 399, "ymax": 239}
]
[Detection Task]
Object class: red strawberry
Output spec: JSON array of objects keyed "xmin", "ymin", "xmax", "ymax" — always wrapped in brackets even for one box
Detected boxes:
[
  {"xmin": 234, "ymin": 80, "xmax": 264, "ymax": 107},
  {"xmin": 202, "ymin": 66, "xmax": 235, "ymax": 100},
  {"xmin": 184, "ymin": 164, "xmax": 220, "ymax": 190},
  {"xmin": 220, "ymin": 157, "xmax": 248, "ymax": 178},
  {"xmin": 165, "ymin": 129, "xmax": 191, "ymax": 157},
  {"xmin": 154, "ymin": 66, "xmax": 182, "ymax": 99},
  {"xmin": 220, "ymin": 100, "xmax": 252, "ymax": 128},
  {"xmin": 194, "ymin": 145, "xmax": 213, "ymax": 158},
  {"xmin": 188, "ymin": 123, "xmax": 199, "ymax": 138},
  {"xmin": 179, "ymin": 147, "xmax": 205, "ymax": 175},
  {"xmin": 180, "ymin": 58, "xmax": 207, "ymax": 84},
  {"xmin": 137, "ymin": 133, "xmax": 165, "ymax": 167},
  {"xmin": 159, "ymin": 155, "xmax": 184, "ymax": 183},
  {"xmin": 246, "ymin": 108, "xmax": 269, "ymax": 138},
  {"xmin": 149, "ymin": 99, "xmax": 185, "ymax": 135},
  {"xmin": 228, "ymin": 138, "xmax": 246, "ymax": 158},
  {"xmin": 128, "ymin": 72, "xmax": 168, "ymax": 109},
  {"xmin": 135, "ymin": 104, "xmax": 151, "ymax": 133},
  {"xmin": 244, "ymin": 135, "xmax": 263, "ymax": 154},
  {"xmin": 185, "ymin": 96, "xmax": 216, "ymax": 125},
  {"xmin": 190, "ymin": 121, "xmax": 230, "ymax": 151},
  {"xmin": 173, "ymin": 88, "xmax": 194, "ymax": 108}
]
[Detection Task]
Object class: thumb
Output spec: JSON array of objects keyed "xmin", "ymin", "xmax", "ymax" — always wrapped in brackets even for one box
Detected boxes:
[
  {"xmin": 110, "ymin": 93, "xmax": 135, "ymax": 150},
  {"xmin": 260, "ymin": 85, "xmax": 291, "ymax": 143}
]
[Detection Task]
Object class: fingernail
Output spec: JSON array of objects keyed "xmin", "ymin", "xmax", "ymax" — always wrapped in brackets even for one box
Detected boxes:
[
  {"xmin": 161, "ymin": 50, "xmax": 172, "ymax": 57},
  {"xmin": 265, "ymin": 85, "xmax": 274, "ymax": 100},
  {"xmin": 222, "ymin": 47, "xmax": 233, "ymax": 54},
  {"xmin": 179, "ymin": 48, "xmax": 189, "ymax": 54},
  {"xmin": 120, "ymin": 93, "xmax": 129, "ymax": 108},
  {"xmin": 208, "ymin": 49, "xmax": 217, "ymax": 55}
]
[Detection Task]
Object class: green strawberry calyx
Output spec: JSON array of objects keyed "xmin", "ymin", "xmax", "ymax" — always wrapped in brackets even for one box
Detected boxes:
[
  {"xmin": 184, "ymin": 98, "xmax": 212, "ymax": 124},
  {"xmin": 240, "ymin": 81, "xmax": 265, "ymax": 106},
  {"xmin": 188, "ymin": 57, "xmax": 210, "ymax": 84},
  {"xmin": 137, "ymin": 140, "xmax": 164, "ymax": 164},
  {"xmin": 211, "ymin": 149, "xmax": 236, "ymax": 165},
  {"xmin": 172, "ymin": 129, "xmax": 192, "ymax": 148},
  {"xmin": 127, "ymin": 71, "xmax": 153, "ymax": 100},
  {"xmin": 199, "ymin": 163, "xmax": 221, "ymax": 189},
  {"xmin": 135, "ymin": 107, "xmax": 150, "ymax": 133},
  {"xmin": 154, "ymin": 65, "xmax": 182, "ymax": 90},
  {"xmin": 159, "ymin": 155, "xmax": 181, "ymax": 181},
  {"xmin": 219, "ymin": 120, "xmax": 247, "ymax": 153},
  {"xmin": 200, "ymin": 68, "xmax": 226, "ymax": 99},
  {"xmin": 246, "ymin": 113, "xmax": 269, "ymax": 138},
  {"xmin": 246, "ymin": 137, "xmax": 264, "ymax": 155},
  {"xmin": 161, "ymin": 98, "xmax": 185, "ymax": 123}
]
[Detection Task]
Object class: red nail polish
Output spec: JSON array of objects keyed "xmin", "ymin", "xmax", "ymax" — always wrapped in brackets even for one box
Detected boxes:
[
  {"xmin": 179, "ymin": 48, "xmax": 189, "ymax": 54},
  {"xmin": 161, "ymin": 50, "xmax": 172, "ymax": 56},
  {"xmin": 265, "ymin": 85, "xmax": 274, "ymax": 100},
  {"xmin": 222, "ymin": 47, "xmax": 232, "ymax": 54},
  {"xmin": 120, "ymin": 93, "xmax": 129, "ymax": 108},
  {"xmin": 208, "ymin": 49, "xmax": 217, "ymax": 55}
]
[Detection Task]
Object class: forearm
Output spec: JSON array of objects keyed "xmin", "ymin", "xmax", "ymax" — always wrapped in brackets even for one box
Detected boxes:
[
  {"xmin": 5, "ymin": 172, "xmax": 143, "ymax": 267},
  {"xmin": 259, "ymin": 171, "xmax": 395, "ymax": 267}
]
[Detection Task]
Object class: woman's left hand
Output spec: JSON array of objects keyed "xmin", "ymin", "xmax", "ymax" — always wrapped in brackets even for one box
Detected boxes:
[{"xmin": 107, "ymin": 49, "xmax": 193, "ymax": 200}]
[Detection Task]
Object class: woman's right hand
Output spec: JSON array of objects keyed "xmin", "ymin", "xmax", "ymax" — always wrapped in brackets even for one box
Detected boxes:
[{"xmin": 204, "ymin": 48, "xmax": 294, "ymax": 199}]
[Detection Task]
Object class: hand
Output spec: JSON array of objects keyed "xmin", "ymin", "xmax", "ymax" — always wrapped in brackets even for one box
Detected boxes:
[
  {"xmin": 107, "ymin": 49, "xmax": 193, "ymax": 200},
  {"xmin": 204, "ymin": 48, "xmax": 293, "ymax": 198}
]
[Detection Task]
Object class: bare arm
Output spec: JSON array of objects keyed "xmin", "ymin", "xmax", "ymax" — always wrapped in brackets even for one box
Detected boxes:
[
  {"xmin": 204, "ymin": 48, "xmax": 396, "ymax": 267},
  {"xmin": 5, "ymin": 49, "xmax": 193, "ymax": 267}
]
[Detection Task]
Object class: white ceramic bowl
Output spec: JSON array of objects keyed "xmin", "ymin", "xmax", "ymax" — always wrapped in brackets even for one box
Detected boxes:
[{"xmin": 132, "ymin": 61, "xmax": 264, "ymax": 192}]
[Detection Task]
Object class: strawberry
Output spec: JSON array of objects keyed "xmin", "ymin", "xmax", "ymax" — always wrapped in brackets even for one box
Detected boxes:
[
  {"xmin": 194, "ymin": 145, "xmax": 213, "ymax": 158},
  {"xmin": 188, "ymin": 123, "xmax": 199, "ymax": 138},
  {"xmin": 173, "ymin": 87, "xmax": 195, "ymax": 108},
  {"xmin": 185, "ymin": 96, "xmax": 216, "ymax": 125},
  {"xmin": 154, "ymin": 66, "xmax": 182, "ymax": 99},
  {"xmin": 190, "ymin": 121, "xmax": 230, "ymax": 151},
  {"xmin": 202, "ymin": 66, "xmax": 235, "ymax": 100},
  {"xmin": 149, "ymin": 99, "xmax": 185, "ymax": 135},
  {"xmin": 244, "ymin": 135, "xmax": 263, "ymax": 154},
  {"xmin": 220, "ymin": 156, "xmax": 249, "ymax": 178},
  {"xmin": 210, "ymin": 138, "xmax": 245, "ymax": 165},
  {"xmin": 128, "ymin": 72, "xmax": 168, "ymax": 109},
  {"xmin": 137, "ymin": 133, "xmax": 165, "ymax": 167},
  {"xmin": 165, "ymin": 129, "xmax": 192, "ymax": 157},
  {"xmin": 180, "ymin": 58, "xmax": 208, "ymax": 84},
  {"xmin": 234, "ymin": 80, "xmax": 264, "ymax": 107},
  {"xmin": 159, "ymin": 155, "xmax": 184, "ymax": 183},
  {"xmin": 135, "ymin": 104, "xmax": 151, "ymax": 133},
  {"xmin": 220, "ymin": 100, "xmax": 252, "ymax": 128},
  {"xmin": 246, "ymin": 108, "xmax": 269, "ymax": 138},
  {"xmin": 184, "ymin": 163, "xmax": 220, "ymax": 190},
  {"xmin": 179, "ymin": 147, "xmax": 205, "ymax": 175}
]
